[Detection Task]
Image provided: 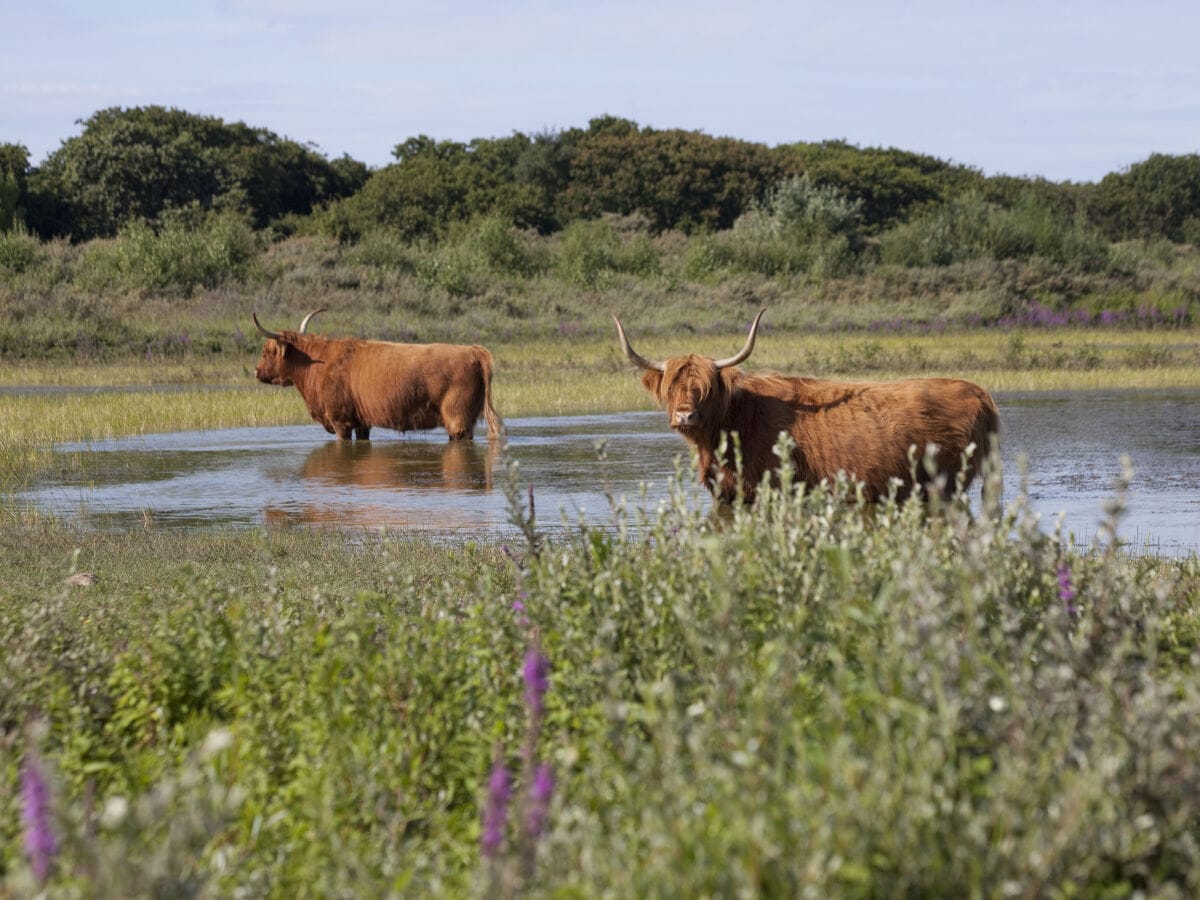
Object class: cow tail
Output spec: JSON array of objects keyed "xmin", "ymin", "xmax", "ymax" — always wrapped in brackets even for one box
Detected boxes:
[
  {"xmin": 974, "ymin": 391, "xmax": 1001, "ymax": 502},
  {"xmin": 477, "ymin": 347, "xmax": 504, "ymax": 441}
]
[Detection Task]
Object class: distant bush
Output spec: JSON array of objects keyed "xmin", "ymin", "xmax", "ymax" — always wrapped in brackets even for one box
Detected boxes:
[
  {"xmin": 556, "ymin": 219, "xmax": 621, "ymax": 287},
  {"xmin": 450, "ymin": 215, "xmax": 549, "ymax": 278},
  {"xmin": 0, "ymin": 224, "xmax": 42, "ymax": 276},
  {"xmin": 880, "ymin": 191, "xmax": 1110, "ymax": 271},
  {"xmin": 1089, "ymin": 153, "xmax": 1200, "ymax": 242},
  {"xmin": 683, "ymin": 177, "xmax": 865, "ymax": 282},
  {"xmin": 24, "ymin": 106, "xmax": 365, "ymax": 241},
  {"xmin": 344, "ymin": 230, "xmax": 417, "ymax": 273},
  {"xmin": 776, "ymin": 139, "xmax": 980, "ymax": 232},
  {"xmin": 76, "ymin": 209, "xmax": 260, "ymax": 294},
  {"xmin": 754, "ymin": 173, "xmax": 865, "ymax": 241},
  {"xmin": 552, "ymin": 217, "xmax": 660, "ymax": 286}
]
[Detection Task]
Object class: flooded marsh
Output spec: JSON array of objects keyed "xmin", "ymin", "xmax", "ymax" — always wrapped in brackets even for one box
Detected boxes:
[{"xmin": 9, "ymin": 389, "xmax": 1199, "ymax": 554}]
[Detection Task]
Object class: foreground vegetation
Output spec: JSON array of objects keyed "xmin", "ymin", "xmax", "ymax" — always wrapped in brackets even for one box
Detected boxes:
[{"xmin": 3, "ymin": 456, "xmax": 1200, "ymax": 895}]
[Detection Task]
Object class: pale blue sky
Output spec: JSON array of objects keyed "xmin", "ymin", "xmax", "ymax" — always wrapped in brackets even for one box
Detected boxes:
[{"xmin": 4, "ymin": 0, "xmax": 1198, "ymax": 182}]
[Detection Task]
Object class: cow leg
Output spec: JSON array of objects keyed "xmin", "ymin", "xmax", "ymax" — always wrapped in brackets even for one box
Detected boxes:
[
  {"xmin": 355, "ymin": 425, "xmax": 371, "ymax": 440},
  {"xmin": 332, "ymin": 423, "xmax": 353, "ymax": 440},
  {"xmin": 440, "ymin": 390, "xmax": 479, "ymax": 442},
  {"xmin": 443, "ymin": 414, "xmax": 475, "ymax": 441}
]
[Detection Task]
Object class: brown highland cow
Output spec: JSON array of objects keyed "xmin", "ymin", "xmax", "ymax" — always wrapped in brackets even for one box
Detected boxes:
[
  {"xmin": 254, "ymin": 309, "xmax": 502, "ymax": 442},
  {"xmin": 614, "ymin": 309, "xmax": 998, "ymax": 502}
]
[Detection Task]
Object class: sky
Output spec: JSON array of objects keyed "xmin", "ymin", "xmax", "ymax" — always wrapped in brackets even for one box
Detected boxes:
[{"xmin": 4, "ymin": 0, "xmax": 1199, "ymax": 183}]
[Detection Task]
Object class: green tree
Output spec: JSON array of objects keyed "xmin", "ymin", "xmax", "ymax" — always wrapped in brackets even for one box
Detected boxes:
[
  {"xmin": 328, "ymin": 130, "xmax": 572, "ymax": 241},
  {"xmin": 0, "ymin": 143, "xmax": 29, "ymax": 232},
  {"xmin": 1088, "ymin": 153, "xmax": 1200, "ymax": 242},
  {"xmin": 563, "ymin": 118, "xmax": 781, "ymax": 233},
  {"xmin": 776, "ymin": 140, "xmax": 983, "ymax": 232},
  {"xmin": 25, "ymin": 106, "xmax": 365, "ymax": 239}
]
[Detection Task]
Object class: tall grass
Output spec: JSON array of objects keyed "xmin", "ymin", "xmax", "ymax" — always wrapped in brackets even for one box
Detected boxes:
[{"xmin": 2, "ymin": 453, "xmax": 1199, "ymax": 894}]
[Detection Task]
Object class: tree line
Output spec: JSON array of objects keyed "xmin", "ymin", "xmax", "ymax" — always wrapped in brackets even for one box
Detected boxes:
[{"xmin": 2, "ymin": 105, "xmax": 1200, "ymax": 248}]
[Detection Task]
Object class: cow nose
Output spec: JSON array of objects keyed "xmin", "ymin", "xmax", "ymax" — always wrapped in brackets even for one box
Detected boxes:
[{"xmin": 673, "ymin": 409, "xmax": 696, "ymax": 427}]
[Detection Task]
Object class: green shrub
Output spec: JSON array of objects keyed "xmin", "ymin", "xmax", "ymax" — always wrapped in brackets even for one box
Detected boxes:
[
  {"xmin": 344, "ymin": 229, "xmax": 417, "ymax": 273},
  {"xmin": 451, "ymin": 215, "xmax": 548, "ymax": 278},
  {"xmin": 75, "ymin": 210, "xmax": 260, "ymax": 294},
  {"xmin": 683, "ymin": 234, "xmax": 740, "ymax": 280},
  {"xmin": 880, "ymin": 191, "xmax": 1110, "ymax": 271},
  {"xmin": 556, "ymin": 218, "xmax": 621, "ymax": 287},
  {"xmin": 0, "ymin": 224, "xmax": 42, "ymax": 276},
  {"xmin": 756, "ymin": 173, "xmax": 864, "ymax": 240}
]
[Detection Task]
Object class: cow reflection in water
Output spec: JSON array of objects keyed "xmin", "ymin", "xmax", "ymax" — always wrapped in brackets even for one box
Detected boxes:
[{"xmin": 264, "ymin": 439, "xmax": 499, "ymax": 528}]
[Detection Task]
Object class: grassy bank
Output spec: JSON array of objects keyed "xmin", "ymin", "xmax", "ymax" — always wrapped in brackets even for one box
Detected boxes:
[{"xmin": 3, "ymin": 461, "xmax": 1200, "ymax": 895}]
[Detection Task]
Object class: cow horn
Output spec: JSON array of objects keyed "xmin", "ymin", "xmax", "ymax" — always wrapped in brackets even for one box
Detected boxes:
[
  {"xmin": 298, "ymin": 308, "xmax": 326, "ymax": 334},
  {"xmin": 613, "ymin": 315, "xmax": 665, "ymax": 373},
  {"xmin": 713, "ymin": 308, "xmax": 767, "ymax": 370},
  {"xmin": 252, "ymin": 312, "xmax": 283, "ymax": 340}
]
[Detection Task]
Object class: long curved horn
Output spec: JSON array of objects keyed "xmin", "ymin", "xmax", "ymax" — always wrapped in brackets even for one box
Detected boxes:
[
  {"xmin": 298, "ymin": 308, "xmax": 326, "ymax": 334},
  {"xmin": 252, "ymin": 312, "xmax": 283, "ymax": 340},
  {"xmin": 613, "ymin": 315, "xmax": 665, "ymax": 373},
  {"xmin": 713, "ymin": 308, "xmax": 767, "ymax": 370}
]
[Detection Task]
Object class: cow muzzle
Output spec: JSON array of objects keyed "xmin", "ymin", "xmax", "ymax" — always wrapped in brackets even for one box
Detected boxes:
[{"xmin": 672, "ymin": 409, "xmax": 697, "ymax": 429}]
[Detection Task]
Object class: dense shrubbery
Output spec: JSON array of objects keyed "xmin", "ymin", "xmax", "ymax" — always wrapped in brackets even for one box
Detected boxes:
[
  {"xmin": 3, "ymin": 456, "xmax": 1199, "ymax": 894},
  {"xmin": 879, "ymin": 191, "xmax": 1111, "ymax": 271}
]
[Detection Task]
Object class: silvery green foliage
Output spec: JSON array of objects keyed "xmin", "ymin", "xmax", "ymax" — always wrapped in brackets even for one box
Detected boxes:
[{"xmin": 737, "ymin": 173, "xmax": 864, "ymax": 241}]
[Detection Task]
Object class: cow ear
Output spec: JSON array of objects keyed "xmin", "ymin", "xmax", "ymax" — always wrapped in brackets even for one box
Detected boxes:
[{"xmin": 641, "ymin": 368, "xmax": 664, "ymax": 398}]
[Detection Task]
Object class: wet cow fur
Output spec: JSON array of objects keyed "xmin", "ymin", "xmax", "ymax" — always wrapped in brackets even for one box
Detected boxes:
[
  {"xmin": 617, "ymin": 310, "xmax": 998, "ymax": 503},
  {"xmin": 254, "ymin": 319, "xmax": 503, "ymax": 442}
]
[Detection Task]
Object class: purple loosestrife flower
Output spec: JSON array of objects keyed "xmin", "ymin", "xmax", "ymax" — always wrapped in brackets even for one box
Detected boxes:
[
  {"xmin": 1058, "ymin": 563, "xmax": 1078, "ymax": 616},
  {"xmin": 481, "ymin": 755, "xmax": 511, "ymax": 859},
  {"xmin": 21, "ymin": 752, "xmax": 58, "ymax": 884},
  {"xmin": 524, "ymin": 763, "xmax": 555, "ymax": 841},
  {"xmin": 523, "ymin": 648, "xmax": 550, "ymax": 722}
]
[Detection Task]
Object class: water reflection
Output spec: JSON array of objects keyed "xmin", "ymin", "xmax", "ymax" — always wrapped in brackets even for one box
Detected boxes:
[
  {"xmin": 9, "ymin": 393, "xmax": 1200, "ymax": 554},
  {"xmin": 263, "ymin": 439, "xmax": 500, "ymax": 528}
]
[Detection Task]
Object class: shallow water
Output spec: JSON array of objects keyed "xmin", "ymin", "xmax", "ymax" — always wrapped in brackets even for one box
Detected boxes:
[{"xmin": 13, "ymin": 390, "xmax": 1200, "ymax": 554}]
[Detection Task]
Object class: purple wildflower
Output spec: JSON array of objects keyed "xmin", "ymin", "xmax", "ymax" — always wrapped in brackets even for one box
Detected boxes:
[
  {"xmin": 481, "ymin": 755, "xmax": 511, "ymax": 859},
  {"xmin": 20, "ymin": 751, "xmax": 58, "ymax": 884},
  {"xmin": 1057, "ymin": 563, "xmax": 1078, "ymax": 616},
  {"xmin": 524, "ymin": 764, "xmax": 555, "ymax": 841},
  {"xmin": 523, "ymin": 648, "xmax": 550, "ymax": 721}
]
